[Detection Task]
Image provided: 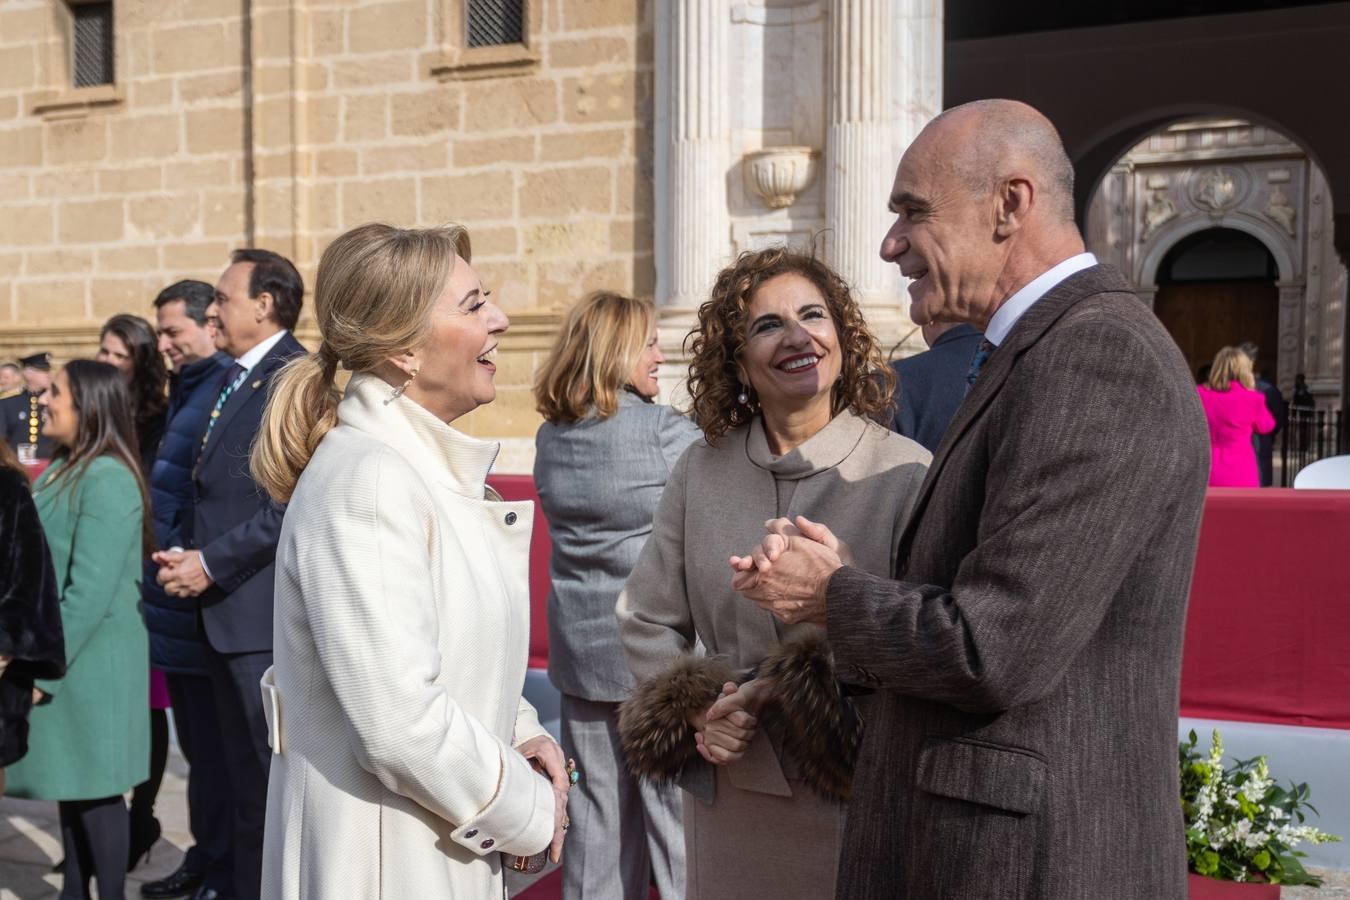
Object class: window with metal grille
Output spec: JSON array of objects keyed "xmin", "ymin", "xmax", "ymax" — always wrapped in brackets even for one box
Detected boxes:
[
  {"xmin": 466, "ymin": 0, "xmax": 524, "ymax": 48},
  {"xmin": 71, "ymin": 2, "xmax": 115, "ymax": 87}
]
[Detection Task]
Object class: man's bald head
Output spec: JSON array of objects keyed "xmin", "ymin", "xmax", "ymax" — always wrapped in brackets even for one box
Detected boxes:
[
  {"xmin": 880, "ymin": 99, "xmax": 1087, "ymax": 331},
  {"xmin": 923, "ymin": 100, "xmax": 1076, "ymax": 224}
]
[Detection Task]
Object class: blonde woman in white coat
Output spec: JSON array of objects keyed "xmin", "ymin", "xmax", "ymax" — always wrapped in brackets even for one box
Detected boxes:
[{"xmin": 252, "ymin": 223, "xmax": 570, "ymax": 899}]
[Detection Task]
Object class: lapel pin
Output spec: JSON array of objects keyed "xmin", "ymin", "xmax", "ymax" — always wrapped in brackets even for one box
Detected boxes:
[{"xmin": 252, "ymin": 379, "xmax": 263, "ymax": 389}]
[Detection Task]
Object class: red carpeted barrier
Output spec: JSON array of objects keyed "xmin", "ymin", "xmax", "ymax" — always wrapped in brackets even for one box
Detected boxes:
[
  {"xmin": 1179, "ymin": 488, "xmax": 1350, "ymax": 730},
  {"xmin": 488, "ymin": 475, "xmax": 553, "ymax": 670},
  {"xmin": 491, "ymin": 476, "xmax": 1350, "ymax": 732}
]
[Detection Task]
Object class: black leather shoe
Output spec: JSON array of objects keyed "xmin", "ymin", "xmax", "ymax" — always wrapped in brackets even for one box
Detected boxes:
[
  {"xmin": 189, "ymin": 888, "xmax": 228, "ymax": 900},
  {"xmin": 140, "ymin": 861, "xmax": 204, "ymax": 899}
]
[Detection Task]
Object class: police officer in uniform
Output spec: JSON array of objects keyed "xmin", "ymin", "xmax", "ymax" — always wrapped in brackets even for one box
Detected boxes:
[{"xmin": 2, "ymin": 352, "xmax": 56, "ymax": 462}]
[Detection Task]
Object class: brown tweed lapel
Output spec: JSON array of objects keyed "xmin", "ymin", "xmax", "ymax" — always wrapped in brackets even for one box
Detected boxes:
[{"xmin": 895, "ymin": 264, "xmax": 1132, "ymax": 568}]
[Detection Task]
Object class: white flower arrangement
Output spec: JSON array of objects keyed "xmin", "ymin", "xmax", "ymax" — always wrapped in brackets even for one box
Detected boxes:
[{"xmin": 1181, "ymin": 729, "xmax": 1341, "ymax": 885}]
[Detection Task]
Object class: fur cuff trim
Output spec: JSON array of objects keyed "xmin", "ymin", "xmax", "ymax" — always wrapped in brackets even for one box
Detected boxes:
[
  {"xmin": 618, "ymin": 656, "xmax": 736, "ymax": 783},
  {"xmin": 759, "ymin": 632, "xmax": 862, "ymax": 802}
]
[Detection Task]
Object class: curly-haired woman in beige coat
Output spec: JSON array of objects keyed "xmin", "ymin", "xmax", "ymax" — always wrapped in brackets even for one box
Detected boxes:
[
  {"xmin": 616, "ymin": 247, "xmax": 930, "ymax": 899},
  {"xmin": 253, "ymin": 223, "xmax": 569, "ymax": 899}
]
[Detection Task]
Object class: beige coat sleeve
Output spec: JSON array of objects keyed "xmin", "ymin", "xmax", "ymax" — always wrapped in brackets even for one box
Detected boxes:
[
  {"xmin": 616, "ymin": 447, "xmax": 698, "ymax": 685},
  {"xmin": 299, "ymin": 452, "xmax": 553, "ymax": 857}
]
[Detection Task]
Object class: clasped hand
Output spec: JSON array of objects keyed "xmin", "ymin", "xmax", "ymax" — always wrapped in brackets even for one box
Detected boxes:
[
  {"xmin": 728, "ymin": 515, "xmax": 852, "ymax": 627},
  {"xmin": 516, "ymin": 735, "xmax": 571, "ymax": 863},
  {"xmin": 153, "ymin": 549, "xmax": 213, "ymax": 598},
  {"xmin": 689, "ymin": 678, "xmax": 770, "ymax": 766}
]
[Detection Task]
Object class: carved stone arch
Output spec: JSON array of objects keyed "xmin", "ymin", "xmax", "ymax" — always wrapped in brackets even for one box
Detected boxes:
[{"xmin": 1138, "ymin": 213, "xmax": 1299, "ymax": 291}]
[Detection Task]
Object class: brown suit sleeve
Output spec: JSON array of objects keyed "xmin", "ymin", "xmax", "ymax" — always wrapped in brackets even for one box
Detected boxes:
[{"xmin": 825, "ymin": 313, "xmax": 1199, "ymax": 714}]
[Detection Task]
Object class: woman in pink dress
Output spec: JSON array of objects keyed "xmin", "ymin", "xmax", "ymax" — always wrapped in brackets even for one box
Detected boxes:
[{"xmin": 1197, "ymin": 346, "xmax": 1276, "ymax": 487}]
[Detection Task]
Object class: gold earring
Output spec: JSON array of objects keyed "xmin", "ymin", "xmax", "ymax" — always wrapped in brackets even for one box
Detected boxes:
[{"xmin": 385, "ymin": 368, "xmax": 418, "ymax": 405}]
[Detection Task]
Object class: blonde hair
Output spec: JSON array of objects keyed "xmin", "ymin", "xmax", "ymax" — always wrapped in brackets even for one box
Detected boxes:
[
  {"xmin": 1207, "ymin": 346, "xmax": 1256, "ymax": 392},
  {"xmin": 534, "ymin": 291, "xmax": 655, "ymax": 424},
  {"xmin": 251, "ymin": 222, "xmax": 472, "ymax": 501}
]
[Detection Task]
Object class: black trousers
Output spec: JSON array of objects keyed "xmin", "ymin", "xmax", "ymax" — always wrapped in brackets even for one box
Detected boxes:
[
  {"xmin": 166, "ymin": 670, "xmax": 235, "ymax": 892},
  {"xmin": 204, "ymin": 646, "xmax": 273, "ymax": 900},
  {"xmin": 58, "ymin": 795, "xmax": 127, "ymax": 900}
]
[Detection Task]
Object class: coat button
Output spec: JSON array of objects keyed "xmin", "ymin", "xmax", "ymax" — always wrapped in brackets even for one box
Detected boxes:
[
  {"xmin": 480, "ymin": 839, "xmax": 494, "ymax": 849},
  {"xmin": 465, "ymin": 829, "xmax": 477, "ymax": 838},
  {"xmin": 504, "ymin": 511, "xmax": 517, "ymax": 526}
]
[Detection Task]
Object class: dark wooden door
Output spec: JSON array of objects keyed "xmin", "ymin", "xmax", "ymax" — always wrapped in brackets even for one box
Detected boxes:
[{"xmin": 1152, "ymin": 280, "xmax": 1279, "ymax": 381}]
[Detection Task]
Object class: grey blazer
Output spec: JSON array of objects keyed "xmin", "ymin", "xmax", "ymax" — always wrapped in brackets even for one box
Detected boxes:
[
  {"xmin": 534, "ymin": 392, "xmax": 701, "ymax": 702},
  {"xmin": 825, "ymin": 265, "xmax": 1209, "ymax": 899}
]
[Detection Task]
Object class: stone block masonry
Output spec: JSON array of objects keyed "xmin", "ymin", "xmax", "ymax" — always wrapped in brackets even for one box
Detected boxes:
[{"xmin": 0, "ymin": 0, "xmax": 656, "ymax": 466}]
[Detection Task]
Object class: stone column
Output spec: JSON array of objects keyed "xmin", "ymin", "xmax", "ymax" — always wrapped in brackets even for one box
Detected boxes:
[
  {"xmin": 656, "ymin": 0, "xmax": 729, "ymax": 311},
  {"xmin": 826, "ymin": 0, "xmax": 942, "ymax": 354},
  {"xmin": 1278, "ymin": 279, "xmax": 1307, "ymax": 393}
]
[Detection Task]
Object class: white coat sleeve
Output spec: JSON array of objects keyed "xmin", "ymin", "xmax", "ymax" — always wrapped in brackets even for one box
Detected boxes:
[
  {"xmin": 511, "ymin": 696, "xmax": 550, "ymax": 748},
  {"xmin": 294, "ymin": 451, "xmax": 553, "ymax": 857}
]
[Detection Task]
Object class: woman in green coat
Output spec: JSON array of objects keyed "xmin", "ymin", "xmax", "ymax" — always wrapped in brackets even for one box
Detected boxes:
[{"xmin": 5, "ymin": 360, "xmax": 153, "ymax": 900}]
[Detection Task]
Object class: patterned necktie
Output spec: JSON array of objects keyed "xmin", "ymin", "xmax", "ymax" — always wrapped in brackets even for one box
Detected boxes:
[
  {"xmin": 200, "ymin": 363, "xmax": 247, "ymax": 451},
  {"xmin": 965, "ymin": 338, "xmax": 995, "ymax": 389}
]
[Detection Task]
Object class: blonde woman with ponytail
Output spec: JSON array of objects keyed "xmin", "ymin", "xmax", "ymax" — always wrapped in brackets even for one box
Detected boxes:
[{"xmin": 254, "ymin": 223, "xmax": 569, "ymax": 900}]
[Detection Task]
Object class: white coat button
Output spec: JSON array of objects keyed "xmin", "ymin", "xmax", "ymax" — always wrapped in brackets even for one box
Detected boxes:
[{"xmin": 504, "ymin": 512, "xmax": 517, "ymax": 526}]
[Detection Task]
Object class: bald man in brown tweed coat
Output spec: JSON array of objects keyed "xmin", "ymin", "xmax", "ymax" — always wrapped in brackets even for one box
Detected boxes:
[{"xmin": 732, "ymin": 100, "xmax": 1209, "ymax": 898}]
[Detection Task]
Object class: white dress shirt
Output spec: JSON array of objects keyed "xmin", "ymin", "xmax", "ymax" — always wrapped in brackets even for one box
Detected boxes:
[
  {"xmin": 235, "ymin": 328, "xmax": 290, "ymax": 375},
  {"xmin": 984, "ymin": 253, "xmax": 1098, "ymax": 347}
]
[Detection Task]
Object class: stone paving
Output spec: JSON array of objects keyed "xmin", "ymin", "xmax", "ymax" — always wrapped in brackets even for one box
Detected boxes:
[
  {"xmin": 0, "ymin": 745, "xmax": 555, "ymax": 899},
  {"xmin": 1, "ymin": 746, "xmax": 1345, "ymax": 898},
  {"xmin": 1, "ymin": 750, "xmax": 191, "ymax": 900}
]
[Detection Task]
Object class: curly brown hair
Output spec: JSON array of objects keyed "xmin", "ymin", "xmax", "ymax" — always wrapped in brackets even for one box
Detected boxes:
[{"xmin": 685, "ymin": 247, "xmax": 895, "ymax": 444}]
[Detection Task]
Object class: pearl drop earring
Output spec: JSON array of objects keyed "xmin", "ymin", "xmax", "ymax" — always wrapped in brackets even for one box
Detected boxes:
[{"xmin": 385, "ymin": 368, "xmax": 418, "ymax": 405}]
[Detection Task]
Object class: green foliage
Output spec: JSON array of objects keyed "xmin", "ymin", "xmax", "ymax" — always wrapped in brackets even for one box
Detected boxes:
[{"xmin": 1180, "ymin": 729, "xmax": 1341, "ymax": 886}]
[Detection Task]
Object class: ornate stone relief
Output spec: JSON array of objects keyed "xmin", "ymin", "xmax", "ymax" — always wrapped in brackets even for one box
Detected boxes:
[
  {"xmin": 743, "ymin": 146, "xmax": 820, "ymax": 209},
  {"xmin": 1265, "ymin": 186, "xmax": 1297, "ymax": 237},
  {"xmin": 1189, "ymin": 166, "xmax": 1248, "ymax": 213},
  {"xmin": 1086, "ymin": 119, "xmax": 1347, "ymax": 402},
  {"xmin": 1140, "ymin": 186, "xmax": 1178, "ymax": 242}
]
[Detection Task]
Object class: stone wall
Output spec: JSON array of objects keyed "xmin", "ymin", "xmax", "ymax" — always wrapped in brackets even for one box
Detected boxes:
[{"xmin": 0, "ymin": 0, "xmax": 654, "ymax": 469}]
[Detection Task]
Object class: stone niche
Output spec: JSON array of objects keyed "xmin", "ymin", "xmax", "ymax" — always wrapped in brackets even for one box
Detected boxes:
[
  {"xmin": 728, "ymin": 1, "xmax": 828, "ymax": 254},
  {"xmin": 1085, "ymin": 119, "xmax": 1346, "ymax": 404},
  {"xmin": 654, "ymin": 0, "xmax": 943, "ymax": 386}
]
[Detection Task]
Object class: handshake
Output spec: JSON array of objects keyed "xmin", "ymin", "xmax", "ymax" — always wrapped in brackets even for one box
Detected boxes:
[{"xmin": 727, "ymin": 515, "xmax": 855, "ymax": 628}]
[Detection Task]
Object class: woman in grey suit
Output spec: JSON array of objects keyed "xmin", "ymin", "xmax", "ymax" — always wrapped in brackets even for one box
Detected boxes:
[{"xmin": 532, "ymin": 291, "xmax": 700, "ymax": 900}]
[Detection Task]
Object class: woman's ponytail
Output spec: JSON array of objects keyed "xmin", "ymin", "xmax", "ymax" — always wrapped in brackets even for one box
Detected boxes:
[
  {"xmin": 246, "ymin": 222, "xmax": 472, "ymax": 502},
  {"xmin": 251, "ymin": 345, "xmax": 340, "ymax": 503}
]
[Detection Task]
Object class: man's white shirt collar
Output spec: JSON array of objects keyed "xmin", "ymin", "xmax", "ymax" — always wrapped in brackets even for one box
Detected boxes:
[
  {"xmin": 234, "ymin": 329, "xmax": 290, "ymax": 375},
  {"xmin": 984, "ymin": 253, "xmax": 1097, "ymax": 347}
]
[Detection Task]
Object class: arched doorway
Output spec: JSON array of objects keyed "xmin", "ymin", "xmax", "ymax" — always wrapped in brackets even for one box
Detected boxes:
[
  {"xmin": 1083, "ymin": 117, "xmax": 1346, "ymax": 408},
  {"xmin": 1153, "ymin": 228, "xmax": 1279, "ymax": 382}
]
